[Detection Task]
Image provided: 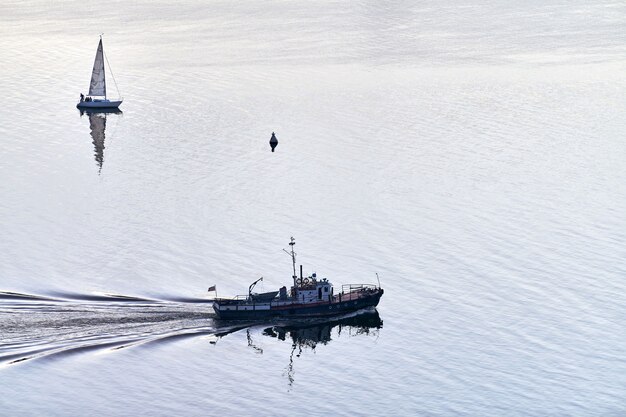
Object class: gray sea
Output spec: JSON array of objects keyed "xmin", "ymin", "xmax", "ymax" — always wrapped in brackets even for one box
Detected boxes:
[{"xmin": 1, "ymin": 1, "xmax": 625, "ymax": 416}]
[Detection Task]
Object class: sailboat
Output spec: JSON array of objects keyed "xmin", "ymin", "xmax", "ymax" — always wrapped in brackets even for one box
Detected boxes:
[{"xmin": 77, "ymin": 35, "xmax": 123, "ymax": 109}]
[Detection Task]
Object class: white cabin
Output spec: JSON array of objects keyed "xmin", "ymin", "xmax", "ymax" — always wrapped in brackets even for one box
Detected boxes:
[{"xmin": 293, "ymin": 276, "xmax": 333, "ymax": 304}]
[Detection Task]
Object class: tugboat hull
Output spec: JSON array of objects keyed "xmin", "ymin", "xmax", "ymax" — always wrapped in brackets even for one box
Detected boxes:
[{"xmin": 213, "ymin": 289, "xmax": 383, "ymax": 320}]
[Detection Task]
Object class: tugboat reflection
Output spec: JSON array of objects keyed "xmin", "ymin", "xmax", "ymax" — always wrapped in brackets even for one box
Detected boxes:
[
  {"xmin": 255, "ymin": 309, "xmax": 383, "ymax": 385},
  {"xmin": 79, "ymin": 108, "xmax": 122, "ymax": 173}
]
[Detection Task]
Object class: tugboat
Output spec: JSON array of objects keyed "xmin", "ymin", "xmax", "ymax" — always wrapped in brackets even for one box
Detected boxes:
[{"xmin": 212, "ymin": 238, "xmax": 384, "ymax": 320}]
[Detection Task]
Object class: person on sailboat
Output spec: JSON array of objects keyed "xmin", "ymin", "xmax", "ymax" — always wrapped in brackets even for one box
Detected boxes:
[{"xmin": 80, "ymin": 93, "xmax": 84, "ymax": 102}]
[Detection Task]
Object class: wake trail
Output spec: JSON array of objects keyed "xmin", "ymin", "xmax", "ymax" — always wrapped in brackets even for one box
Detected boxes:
[{"xmin": 0, "ymin": 293, "xmax": 229, "ymax": 367}]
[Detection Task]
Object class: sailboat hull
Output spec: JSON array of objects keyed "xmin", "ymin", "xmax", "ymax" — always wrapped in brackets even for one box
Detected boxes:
[{"xmin": 76, "ymin": 99, "xmax": 122, "ymax": 109}]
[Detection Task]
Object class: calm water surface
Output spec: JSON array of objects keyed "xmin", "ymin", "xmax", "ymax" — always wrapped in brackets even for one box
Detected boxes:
[{"xmin": 1, "ymin": 1, "xmax": 626, "ymax": 416}]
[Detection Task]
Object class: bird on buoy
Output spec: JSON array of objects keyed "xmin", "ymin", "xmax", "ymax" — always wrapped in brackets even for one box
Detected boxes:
[{"xmin": 269, "ymin": 132, "xmax": 278, "ymax": 152}]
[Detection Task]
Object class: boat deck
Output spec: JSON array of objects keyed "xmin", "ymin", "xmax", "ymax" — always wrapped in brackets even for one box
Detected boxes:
[{"xmin": 215, "ymin": 286, "xmax": 381, "ymax": 309}]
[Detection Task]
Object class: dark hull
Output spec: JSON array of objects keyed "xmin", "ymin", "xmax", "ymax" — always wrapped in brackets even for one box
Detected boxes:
[
  {"xmin": 76, "ymin": 100, "xmax": 123, "ymax": 109},
  {"xmin": 213, "ymin": 289, "xmax": 383, "ymax": 320}
]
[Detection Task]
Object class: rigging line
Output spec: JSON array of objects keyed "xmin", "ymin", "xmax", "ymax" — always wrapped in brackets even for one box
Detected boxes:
[{"xmin": 103, "ymin": 48, "xmax": 122, "ymax": 98}]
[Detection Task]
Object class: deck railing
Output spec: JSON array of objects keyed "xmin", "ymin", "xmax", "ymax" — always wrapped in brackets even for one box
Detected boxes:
[{"xmin": 340, "ymin": 284, "xmax": 378, "ymax": 294}]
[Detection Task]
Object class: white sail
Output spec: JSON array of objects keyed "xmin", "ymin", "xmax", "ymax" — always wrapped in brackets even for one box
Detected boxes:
[{"xmin": 88, "ymin": 39, "xmax": 106, "ymax": 97}]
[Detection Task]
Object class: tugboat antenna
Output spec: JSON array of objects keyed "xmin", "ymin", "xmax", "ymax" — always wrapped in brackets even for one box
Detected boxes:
[{"xmin": 283, "ymin": 237, "xmax": 297, "ymax": 288}]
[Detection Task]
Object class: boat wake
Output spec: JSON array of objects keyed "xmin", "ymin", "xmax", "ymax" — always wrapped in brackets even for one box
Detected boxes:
[{"xmin": 0, "ymin": 290, "xmax": 232, "ymax": 367}]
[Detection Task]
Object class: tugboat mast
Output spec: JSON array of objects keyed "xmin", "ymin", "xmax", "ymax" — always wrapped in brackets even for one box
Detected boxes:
[{"xmin": 283, "ymin": 237, "xmax": 297, "ymax": 288}]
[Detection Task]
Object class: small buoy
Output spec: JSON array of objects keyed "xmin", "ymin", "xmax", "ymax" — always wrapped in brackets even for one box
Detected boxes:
[{"xmin": 269, "ymin": 132, "xmax": 278, "ymax": 152}]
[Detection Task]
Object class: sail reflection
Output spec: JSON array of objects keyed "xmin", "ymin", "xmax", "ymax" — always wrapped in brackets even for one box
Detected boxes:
[{"xmin": 79, "ymin": 108, "xmax": 122, "ymax": 172}]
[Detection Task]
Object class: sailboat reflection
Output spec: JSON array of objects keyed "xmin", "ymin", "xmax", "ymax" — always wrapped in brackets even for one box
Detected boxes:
[
  {"xmin": 259, "ymin": 309, "xmax": 383, "ymax": 385},
  {"xmin": 79, "ymin": 108, "xmax": 122, "ymax": 172}
]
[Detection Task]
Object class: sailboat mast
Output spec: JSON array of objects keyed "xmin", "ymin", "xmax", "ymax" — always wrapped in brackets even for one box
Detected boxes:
[{"xmin": 101, "ymin": 35, "xmax": 106, "ymax": 100}]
